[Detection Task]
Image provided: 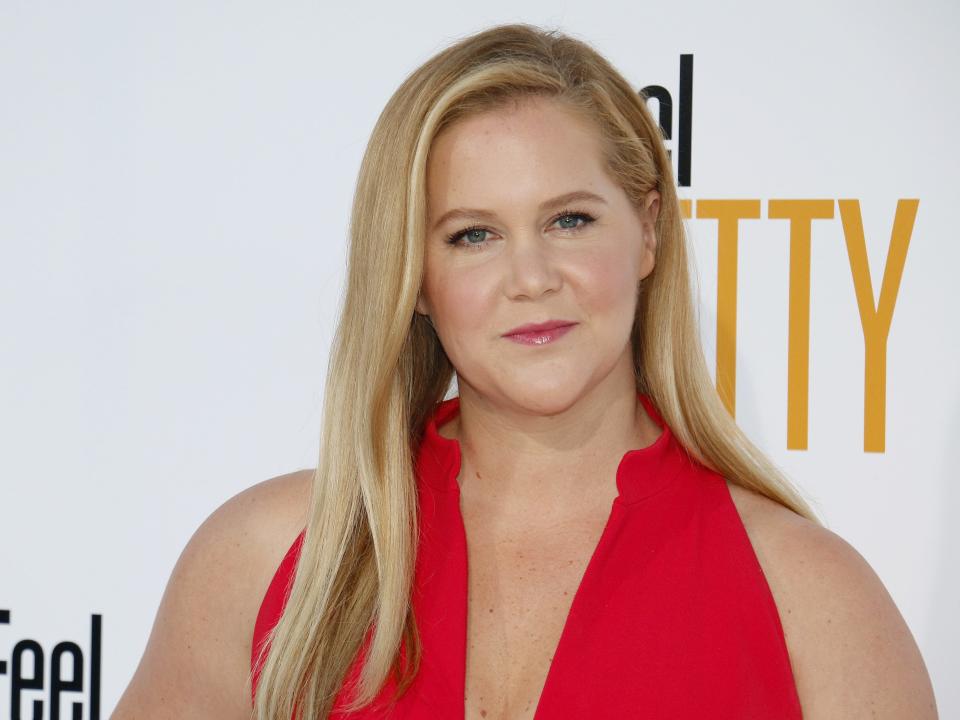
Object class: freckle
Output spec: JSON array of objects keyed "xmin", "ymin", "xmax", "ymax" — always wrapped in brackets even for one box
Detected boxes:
[{"xmin": 488, "ymin": 608, "xmax": 493, "ymax": 613}]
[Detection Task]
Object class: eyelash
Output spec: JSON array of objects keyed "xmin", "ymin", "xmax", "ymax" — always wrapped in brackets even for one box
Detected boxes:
[{"xmin": 444, "ymin": 209, "xmax": 597, "ymax": 249}]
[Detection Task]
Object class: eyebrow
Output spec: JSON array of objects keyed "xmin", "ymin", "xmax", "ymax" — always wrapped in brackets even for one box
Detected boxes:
[{"xmin": 430, "ymin": 190, "xmax": 608, "ymax": 232}]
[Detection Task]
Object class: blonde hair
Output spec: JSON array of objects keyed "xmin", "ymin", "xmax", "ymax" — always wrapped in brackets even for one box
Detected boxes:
[{"xmin": 252, "ymin": 22, "xmax": 822, "ymax": 719}]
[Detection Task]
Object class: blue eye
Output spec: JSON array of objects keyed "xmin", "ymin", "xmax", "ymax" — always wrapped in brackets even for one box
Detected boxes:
[
  {"xmin": 444, "ymin": 210, "xmax": 596, "ymax": 250},
  {"xmin": 448, "ymin": 226, "xmax": 490, "ymax": 247}
]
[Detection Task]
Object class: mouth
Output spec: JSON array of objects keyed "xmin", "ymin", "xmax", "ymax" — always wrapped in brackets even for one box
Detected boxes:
[{"xmin": 502, "ymin": 321, "xmax": 578, "ymax": 346}]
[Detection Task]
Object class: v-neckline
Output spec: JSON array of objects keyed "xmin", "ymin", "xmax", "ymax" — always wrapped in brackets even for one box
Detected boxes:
[
  {"xmin": 455, "ymin": 478, "xmax": 625, "ymax": 719},
  {"xmin": 415, "ymin": 390, "xmax": 676, "ymax": 718}
]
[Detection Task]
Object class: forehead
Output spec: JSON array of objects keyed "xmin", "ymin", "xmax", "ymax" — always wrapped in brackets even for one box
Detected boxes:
[{"xmin": 426, "ymin": 97, "xmax": 613, "ymax": 217}]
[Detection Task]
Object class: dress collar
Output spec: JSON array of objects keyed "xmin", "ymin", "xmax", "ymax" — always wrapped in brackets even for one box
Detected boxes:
[{"xmin": 415, "ymin": 391, "xmax": 685, "ymax": 505}]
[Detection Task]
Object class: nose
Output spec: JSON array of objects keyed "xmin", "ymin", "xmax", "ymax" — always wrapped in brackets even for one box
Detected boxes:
[{"xmin": 503, "ymin": 233, "xmax": 562, "ymax": 301}]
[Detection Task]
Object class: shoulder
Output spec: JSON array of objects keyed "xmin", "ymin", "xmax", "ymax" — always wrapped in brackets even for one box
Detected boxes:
[
  {"xmin": 112, "ymin": 468, "xmax": 313, "ymax": 719},
  {"xmin": 725, "ymin": 481, "xmax": 939, "ymax": 719}
]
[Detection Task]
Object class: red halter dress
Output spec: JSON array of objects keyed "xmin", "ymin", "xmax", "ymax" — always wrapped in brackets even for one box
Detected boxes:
[{"xmin": 251, "ymin": 392, "xmax": 803, "ymax": 718}]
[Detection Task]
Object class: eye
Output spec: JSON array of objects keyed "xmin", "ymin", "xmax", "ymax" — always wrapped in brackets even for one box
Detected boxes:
[
  {"xmin": 445, "ymin": 224, "xmax": 490, "ymax": 248},
  {"xmin": 444, "ymin": 209, "xmax": 597, "ymax": 250}
]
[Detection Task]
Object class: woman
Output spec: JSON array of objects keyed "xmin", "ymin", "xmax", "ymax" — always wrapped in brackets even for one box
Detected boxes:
[{"xmin": 114, "ymin": 23, "xmax": 937, "ymax": 720}]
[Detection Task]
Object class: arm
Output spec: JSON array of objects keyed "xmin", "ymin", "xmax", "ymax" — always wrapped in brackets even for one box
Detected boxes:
[
  {"xmin": 111, "ymin": 469, "xmax": 312, "ymax": 719},
  {"xmin": 773, "ymin": 519, "xmax": 939, "ymax": 719}
]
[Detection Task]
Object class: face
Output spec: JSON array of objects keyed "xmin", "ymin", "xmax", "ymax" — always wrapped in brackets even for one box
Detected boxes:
[{"xmin": 417, "ymin": 95, "xmax": 660, "ymax": 414}]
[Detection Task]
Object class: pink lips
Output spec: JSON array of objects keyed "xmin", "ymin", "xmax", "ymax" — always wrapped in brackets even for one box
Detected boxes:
[{"xmin": 502, "ymin": 320, "xmax": 578, "ymax": 346}]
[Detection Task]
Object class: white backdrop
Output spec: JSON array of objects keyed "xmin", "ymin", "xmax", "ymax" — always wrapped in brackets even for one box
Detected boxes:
[{"xmin": 1, "ymin": 1, "xmax": 956, "ymax": 717}]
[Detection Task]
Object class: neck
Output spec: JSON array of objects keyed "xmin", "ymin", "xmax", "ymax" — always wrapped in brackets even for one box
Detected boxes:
[{"xmin": 441, "ymin": 360, "xmax": 661, "ymax": 514}]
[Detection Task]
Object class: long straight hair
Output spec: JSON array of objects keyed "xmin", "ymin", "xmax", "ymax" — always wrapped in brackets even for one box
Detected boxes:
[{"xmin": 252, "ymin": 22, "xmax": 823, "ymax": 719}]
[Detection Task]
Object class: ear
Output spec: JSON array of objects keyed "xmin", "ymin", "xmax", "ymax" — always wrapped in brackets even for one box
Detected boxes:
[
  {"xmin": 639, "ymin": 189, "xmax": 660, "ymax": 280},
  {"xmin": 415, "ymin": 293, "xmax": 430, "ymax": 316},
  {"xmin": 644, "ymin": 189, "xmax": 661, "ymax": 229}
]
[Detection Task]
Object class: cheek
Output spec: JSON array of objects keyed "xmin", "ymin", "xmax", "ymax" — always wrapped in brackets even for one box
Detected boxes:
[
  {"xmin": 425, "ymin": 263, "xmax": 495, "ymax": 347},
  {"xmin": 570, "ymin": 249, "xmax": 639, "ymax": 319}
]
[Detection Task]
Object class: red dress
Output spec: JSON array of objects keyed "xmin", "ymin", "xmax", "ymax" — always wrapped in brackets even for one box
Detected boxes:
[{"xmin": 252, "ymin": 392, "xmax": 803, "ymax": 718}]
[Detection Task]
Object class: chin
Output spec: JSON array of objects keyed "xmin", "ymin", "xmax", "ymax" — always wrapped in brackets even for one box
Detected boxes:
[{"xmin": 500, "ymin": 382, "xmax": 590, "ymax": 416}]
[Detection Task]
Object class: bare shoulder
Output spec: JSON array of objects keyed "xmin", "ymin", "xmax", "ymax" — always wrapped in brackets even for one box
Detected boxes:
[
  {"xmin": 112, "ymin": 468, "xmax": 314, "ymax": 719},
  {"xmin": 725, "ymin": 481, "xmax": 939, "ymax": 719}
]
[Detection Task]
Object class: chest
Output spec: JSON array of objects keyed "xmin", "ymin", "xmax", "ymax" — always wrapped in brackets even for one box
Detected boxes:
[
  {"xmin": 459, "ymin": 499, "xmax": 614, "ymax": 720},
  {"xmin": 344, "ymin": 473, "xmax": 804, "ymax": 719}
]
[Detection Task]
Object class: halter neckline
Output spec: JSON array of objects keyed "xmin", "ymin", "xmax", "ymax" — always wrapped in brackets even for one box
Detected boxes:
[{"xmin": 415, "ymin": 390, "xmax": 685, "ymax": 505}]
